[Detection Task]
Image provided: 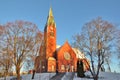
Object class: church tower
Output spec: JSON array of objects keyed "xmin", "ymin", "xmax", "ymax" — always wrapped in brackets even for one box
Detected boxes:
[
  {"xmin": 44, "ymin": 8, "xmax": 56, "ymax": 72},
  {"xmin": 35, "ymin": 8, "xmax": 56, "ymax": 72},
  {"xmin": 44, "ymin": 7, "xmax": 56, "ymax": 59}
]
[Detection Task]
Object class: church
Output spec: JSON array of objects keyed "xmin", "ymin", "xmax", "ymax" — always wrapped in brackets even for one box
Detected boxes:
[{"xmin": 35, "ymin": 8, "xmax": 90, "ymax": 73}]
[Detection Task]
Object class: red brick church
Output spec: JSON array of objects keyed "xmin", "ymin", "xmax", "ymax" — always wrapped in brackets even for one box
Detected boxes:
[{"xmin": 35, "ymin": 8, "xmax": 89, "ymax": 73}]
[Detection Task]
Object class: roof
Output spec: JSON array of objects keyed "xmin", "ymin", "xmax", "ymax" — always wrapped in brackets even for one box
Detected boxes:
[
  {"xmin": 56, "ymin": 43, "xmax": 86, "ymax": 59},
  {"xmin": 72, "ymin": 48, "xmax": 85, "ymax": 59},
  {"xmin": 44, "ymin": 7, "xmax": 56, "ymax": 32}
]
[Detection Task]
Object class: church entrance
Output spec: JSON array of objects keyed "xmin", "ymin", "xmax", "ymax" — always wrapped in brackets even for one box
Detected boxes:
[{"xmin": 47, "ymin": 57, "xmax": 56, "ymax": 72}]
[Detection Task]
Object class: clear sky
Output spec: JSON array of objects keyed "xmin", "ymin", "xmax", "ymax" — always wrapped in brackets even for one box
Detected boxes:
[{"xmin": 0, "ymin": 0, "xmax": 120, "ymax": 72}]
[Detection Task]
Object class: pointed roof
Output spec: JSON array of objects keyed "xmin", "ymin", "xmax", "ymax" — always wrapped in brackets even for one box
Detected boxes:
[
  {"xmin": 47, "ymin": 7, "xmax": 55, "ymax": 26},
  {"xmin": 57, "ymin": 41, "xmax": 74, "ymax": 52},
  {"xmin": 49, "ymin": 7, "xmax": 53, "ymax": 17},
  {"xmin": 44, "ymin": 7, "xmax": 56, "ymax": 31}
]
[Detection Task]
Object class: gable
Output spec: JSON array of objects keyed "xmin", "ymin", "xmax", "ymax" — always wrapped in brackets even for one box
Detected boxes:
[{"xmin": 57, "ymin": 41, "xmax": 77, "ymax": 61}]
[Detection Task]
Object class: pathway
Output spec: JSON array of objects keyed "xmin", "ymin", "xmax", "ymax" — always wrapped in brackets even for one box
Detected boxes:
[
  {"xmin": 50, "ymin": 73, "xmax": 65, "ymax": 80},
  {"xmin": 62, "ymin": 72, "xmax": 75, "ymax": 80}
]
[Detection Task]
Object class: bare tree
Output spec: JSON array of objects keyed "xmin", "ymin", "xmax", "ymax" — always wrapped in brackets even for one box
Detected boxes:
[
  {"xmin": 116, "ymin": 30, "xmax": 120, "ymax": 67},
  {"xmin": 0, "ymin": 25, "xmax": 13, "ymax": 78},
  {"xmin": 25, "ymin": 32, "xmax": 43, "ymax": 72},
  {"xmin": 72, "ymin": 17, "xmax": 117, "ymax": 80},
  {"xmin": 1, "ymin": 21, "xmax": 42, "ymax": 80},
  {"xmin": 0, "ymin": 46, "xmax": 13, "ymax": 77}
]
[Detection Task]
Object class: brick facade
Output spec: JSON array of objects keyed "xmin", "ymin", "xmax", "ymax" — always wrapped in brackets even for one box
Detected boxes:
[{"xmin": 57, "ymin": 41, "xmax": 78, "ymax": 72}]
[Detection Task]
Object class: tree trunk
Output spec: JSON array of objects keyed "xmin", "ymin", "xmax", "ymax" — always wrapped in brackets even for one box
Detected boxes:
[
  {"xmin": 6, "ymin": 69, "xmax": 9, "ymax": 76},
  {"xmin": 4, "ymin": 71, "xmax": 6, "ymax": 80},
  {"xmin": 16, "ymin": 66, "xmax": 21, "ymax": 80},
  {"xmin": 93, "ymin": 75, "xmax": 98, "ymax": 80},
  {"xmin": 32, "ymin": 70, "xmax": 35, "ymax": 79},
  {"xmin": 93, "ymin": 77, "xmax": 98, "ymax": 80},
  {"xmin": 106, "ymin": 59, "xmax": 111, "ymax": 72}
]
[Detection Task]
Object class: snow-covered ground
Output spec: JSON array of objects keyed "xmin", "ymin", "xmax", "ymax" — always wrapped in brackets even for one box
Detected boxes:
[
  {"xmin": 74, "ymin": 72, "xmax": 120, "ymax": 80},
  {"xmin": 0, "ymin": 73, "xmax": 56, "ymax": 80},
  {"xmin": 0, "ymin": 72, "xmax": 120, "ymax": 80}
]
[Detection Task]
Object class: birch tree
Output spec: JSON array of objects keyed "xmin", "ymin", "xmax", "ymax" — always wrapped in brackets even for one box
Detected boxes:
[{"xmin": 72, "ymin": 17, "xmax": 117, "ymax": 80}]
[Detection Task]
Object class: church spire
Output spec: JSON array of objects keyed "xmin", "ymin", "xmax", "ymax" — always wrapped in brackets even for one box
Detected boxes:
[
  {"xmin": 47, "ymin": 7, "xmax": 55, "ymax": 26},
  {"xmin": 49, "ymin": 7, "xmax": 53, "ymax": 17}
]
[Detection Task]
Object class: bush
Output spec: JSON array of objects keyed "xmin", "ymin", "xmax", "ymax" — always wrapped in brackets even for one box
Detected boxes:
[{"xmin": 77, "ymin": 59, "xmax": 85, "ymax": 78}]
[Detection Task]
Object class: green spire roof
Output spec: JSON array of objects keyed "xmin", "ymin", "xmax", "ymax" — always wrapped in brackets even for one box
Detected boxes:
[
  {"xmin": 49, "ymin": 7, "xmax": 53, "ymax": 17},
  {"xmin": 47, "ymin": 7, "xmax": 55, "ymax": 26}
]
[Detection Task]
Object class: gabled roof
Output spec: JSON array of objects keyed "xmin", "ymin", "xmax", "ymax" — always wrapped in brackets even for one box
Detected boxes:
[
  {"xmin": 56, "ymin": 41, "xmax": 71, "ymax": 52},
  {"xmin": 56, "ymin": 41, "xmax": 86, "ymax": 59}
]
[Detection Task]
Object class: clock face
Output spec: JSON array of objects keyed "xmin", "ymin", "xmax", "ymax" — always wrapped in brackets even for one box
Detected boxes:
[{"xmin": 64, "ymin": 52, "xmax": 71, "ymax": 60}]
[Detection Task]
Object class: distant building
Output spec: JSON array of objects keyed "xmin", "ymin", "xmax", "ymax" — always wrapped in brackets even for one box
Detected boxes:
[{"xmin": 35, "ymin": 8, "xmax": 89, "ymax": 73}]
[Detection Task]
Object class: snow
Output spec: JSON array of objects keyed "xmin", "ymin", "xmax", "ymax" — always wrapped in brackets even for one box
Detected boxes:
[
  {"xmin": 0, "ymin": 73, "xmax": 56, "ymax": 80},
  {"xmin": 74, "ymin": 72, "xmax": 120, "ymax": 80},
  {"xmin": 0, "ymin": 72, "xmax": 120, "ymax": 80},
  {"xmin": 98, "ymin": 72, "xmax": 120, "ymax": 80},
  {"xmin": 22, "ymin": 73, "xmax": 56, "ymax": 80}
]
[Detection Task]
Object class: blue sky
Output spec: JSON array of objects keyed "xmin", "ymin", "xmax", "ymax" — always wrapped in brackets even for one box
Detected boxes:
[
  {"xmin": 0, "ymin": 0, "xmax": 120, "ymax": 72},
  {"xmin": 0, "ymin": 0, "xmax": 120, "ymax": 45}
]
